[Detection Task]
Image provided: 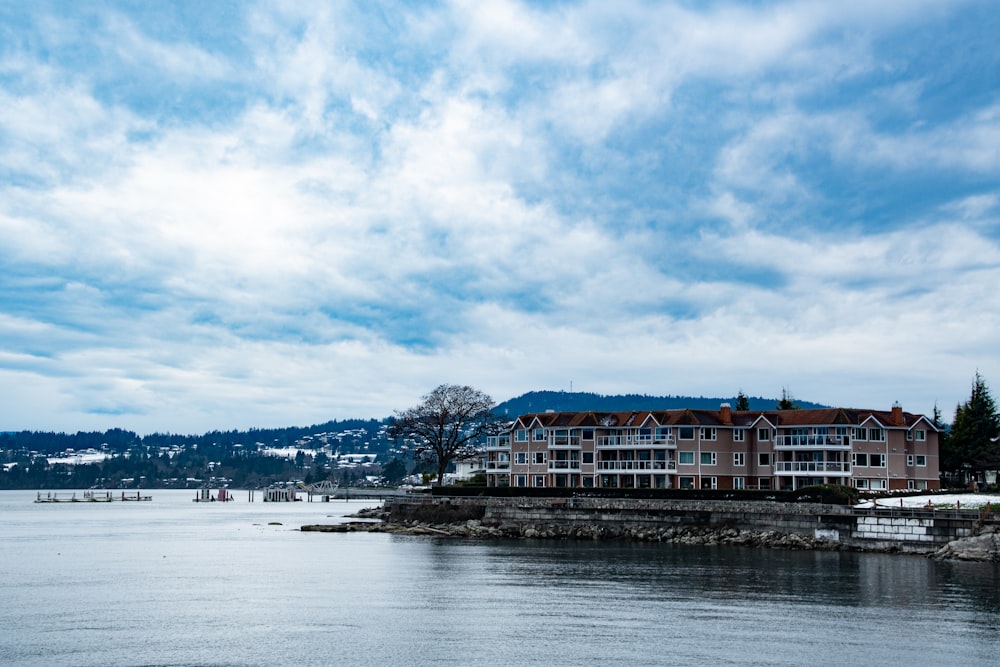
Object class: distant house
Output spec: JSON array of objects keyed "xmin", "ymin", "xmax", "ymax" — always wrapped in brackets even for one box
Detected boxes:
[
  {"xmin": 485, "ymin": 403, "xmax": 940, "ymax": 492},
  {"xmin": 448, "ymin": 455, "xmax": 486, "ymax": 484}
]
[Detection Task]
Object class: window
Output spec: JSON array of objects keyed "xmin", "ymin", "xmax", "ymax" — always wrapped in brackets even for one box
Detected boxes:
[
  {"xmin": 733, "ymin": 476, "xmax": 745, "ymax": 490},
  {"xmin": 700, "ymin": 427, "xmax": 716, "ymax": 441},
  {"xmin": 906, "ymin": 430, "xmax": 913, "ymax": 441},
  {"xmin": 916, "ymin": 455, "xmax": 926, "ymax": 467},
  {"xmin": 582, "ymin": 429, "xmax": 594, "ymax": 441},
  {"xmin": 734, "ymin": 452, "xmax": 745, "ymax": 467},
  {"xmin": 514, "ymin": 475, "xmax": 527, "ymax": 487},
  {"xmin": 700, "ymin": 452, "xmax": 717, "ymax": 466},
  {"xmin": 679, "ymin": 451, "xmax": 695, "ymax": 465},
  {"xmin": 679, "ymin": 427, "xmax": 695, "ymax": 440},
  {"xmin": 869, "ymin": 428, "xmax": 885, "ymax": 442},
  {"xmin": 533, "ymin": 451, "xmax": 546, "ymax": 464},
  {"xmin": 701, "ymin": 476, "xmax": 717, "ymax": 490},
  {"xmin": 853, "ymin": 427, "xmax": 867, "ymax": 441},
  {"xmin": 679, "ymin": 476, "xmax": 695, "ymax": 489},
  {"xmin": 907, "ymin": 455, "xmax": 914, "ymax": 467},
  {"xmin": 515, "ymin": 452, "xmax": 527, "ymax": 465},
  {"xmin": 582, "ymin": 476, "xmax": 594, "ymax": 487},
  {"xmin": 757, "ymin": 428, "xmax": 771, "ymax": 441},
  {"xmin": 533, "ymin": 429, "xmax": 545, "ymax": 441},
  {"xmin": 853, "ymin": 453, "xmax": 868, "ymax": 467},
  {"xmin": 533, "ymin": 475, "xmax": 545, "ymax": 487},
  {"xmin": 915, "ymin": 430, "xmax": 926, "ymax": 441},
  {"xmin": 582, "ymin": 452, "xmax": 594, "ymax": 464},
  {"xmin": 870, "ymin": 479, "xmax": 887, "ymax": 490},
  {"xmin": 908, "ymin": 480, "xmax": 915, "ymax": 490},
  {"xmin": 733, "ymin": 429, "xmax": 745, "ymax": 442},
  {"xmin": 758, "ymin": 453, "xmax": 771, "ymax": 466},
  {"xmin": 869, "ymin": 453, "xmax": 885, "ymax": 467},
  {"xmin": 515, "ymin": 429, "xmax": 528, "ymax": 442},
  {"xmin": 655, "ymin": 427, "xmax": 672, "ymax": 442},
  {"xmin": 854, "ymin": 478, "xmax": 868, "ymax": 489}
]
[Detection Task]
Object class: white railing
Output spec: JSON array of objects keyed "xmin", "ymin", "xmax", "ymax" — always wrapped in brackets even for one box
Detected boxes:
[
  {"xmin": 548, "ymin": 461, "xmax": 582, "ymax": 471},
  {"xmin": 773, "ymin": 461, "xmax": 851, "ymax": 475},
  {"xmin": 596, "ymin": 460, "xmax": 676, "ymax": 472},
  {"xmin": 774, "ymin": 435, "xmax": 850, "ymax": 449},
  {"xmin": 486, "ymin": 437, "xmax": 511, "ymax": 450},
  {"xmin": 486, "ymin": 461, "xmax": 510, "ymax": 470},
  {"xmin": 599, "ymin": 436, "xmax": 675, "ymax": 448},
  {"xmin": 548, "ymin": 436, "xmax": 581, "ymax": 448}
]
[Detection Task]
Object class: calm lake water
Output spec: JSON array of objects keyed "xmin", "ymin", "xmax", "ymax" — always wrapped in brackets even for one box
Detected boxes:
[{"xmin": 1, "ymin": 489, "xmax": 998, "ymax": 666}]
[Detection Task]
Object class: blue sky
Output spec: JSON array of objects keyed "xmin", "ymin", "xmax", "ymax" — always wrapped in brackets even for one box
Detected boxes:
[{"xmin": 2, "ymin": 0, "xmax": 998, "ymax": 434}]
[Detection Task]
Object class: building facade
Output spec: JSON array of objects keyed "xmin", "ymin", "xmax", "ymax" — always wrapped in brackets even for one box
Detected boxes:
[{"xmin": 485, "ymin": 403, "xmax": 940, "ymax": 492}]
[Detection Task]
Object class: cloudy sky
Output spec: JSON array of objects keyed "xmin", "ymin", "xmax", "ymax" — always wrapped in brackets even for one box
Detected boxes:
[{"xmin": 2, "ymin": 1, "xmax": 998, "ymax": 435}]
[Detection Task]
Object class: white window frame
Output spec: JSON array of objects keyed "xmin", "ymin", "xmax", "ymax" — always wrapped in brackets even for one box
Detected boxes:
[
  {"xmin": 916, "ymin": 455, "xmax": 927, "ymax": 467},
  {"xmin": 757, "ymin": 428, "xmax": 771, "ymax": 441},
  {"xmin": 733, "ymin": 429, "xmax": 745, "ymax": 442},
  {"xmin": 515, "ymin": 452, "xmax": 528, "ymax": 465},
  {"xmin": 533, "ymin": 451, "xmax": 546, "ymax": 465},
  {"xmin": 700, "ymin": 451, "xmax": 717, "ymax": 466},
  {"xmin": 758, "ymin": 452, "xmax": 771, "ymax": 467},
  {"xmin": 679, "ymin": 451, "xmax": 695, "ymax": 465},
  {"xmin": 515, "ymin": 429, "xmax": 528, "ymax": 442},
  {"xmin": 733, "ymin": 452, "xmax": 745, "ymax": 467},
  {"xmin": 700, "ymin": 427, "xmax": 716, "ymax": 441},
  {"xmin": 869, "ymin": 453, "xmax": 885, "ymax": 468},
  {"xmin": 533, "ymin": 475, "xmax": 546, "ymax": 487},
  {"xmin": 733, "ymin": 476, "xmax": 745, "ymax": 490},
  {"xmin": 915, "ymin": 429, "xmax": 926, "ymax": 441}
]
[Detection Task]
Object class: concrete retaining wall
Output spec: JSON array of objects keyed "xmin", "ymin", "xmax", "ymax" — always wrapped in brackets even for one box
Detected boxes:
[{"xmin": 385, "ymin": 496, "xmax": 986, "ymax": 552}]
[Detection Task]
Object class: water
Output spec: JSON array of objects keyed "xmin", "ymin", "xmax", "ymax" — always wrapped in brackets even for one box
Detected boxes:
[{"xmin": 1, "ymin": 490, "xmax": 998, "ymax": 666}]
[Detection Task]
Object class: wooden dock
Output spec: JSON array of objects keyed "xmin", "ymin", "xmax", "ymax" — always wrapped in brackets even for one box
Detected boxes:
[{"xmin": 35, "ymin": 491, "xmax": 152, "ymax": 503}]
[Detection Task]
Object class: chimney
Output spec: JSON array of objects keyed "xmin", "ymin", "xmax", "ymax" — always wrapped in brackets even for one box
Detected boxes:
[
  {"xmin": 891, "ymin": 402, "xmax": 903, "ymax": 426},
  {"xmin": 720, "ymin": 402, "xmax": 732, "ymax": 425}
]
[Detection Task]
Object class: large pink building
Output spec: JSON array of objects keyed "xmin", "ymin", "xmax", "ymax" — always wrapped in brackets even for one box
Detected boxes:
[{"xmin": 485, "ymin": 403, "xmax": 940, "ymax": 492}]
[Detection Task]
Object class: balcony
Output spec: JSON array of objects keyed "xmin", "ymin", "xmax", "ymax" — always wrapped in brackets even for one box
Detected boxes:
[
  {"xmin": 596, "ymin": 460, "xmax": 677, "ymax": 472},
  {"xmin": 773, "ymin": 435, "xmax": 851, "ymax": 450},
  {"xmin": 486, "ymin": 437, "xmax": 511, "ymax": 450},
  {"xmin": 548, "ymin": 460, "xmax": 582, "ymax": 472},
  {"xmin": 773, "ymin": 461, "xmax": 851, "ymax": 476},
  {"xmin": 548, "ymin": 435, "xmax": 582, "ymax": 449},
  {"xmin": 598, "ymin": 436, "xmax": 675, "ymax": 449},
  {"xmin": 486, "ymin": 461, "xmax": 510, "ymax": 471}
]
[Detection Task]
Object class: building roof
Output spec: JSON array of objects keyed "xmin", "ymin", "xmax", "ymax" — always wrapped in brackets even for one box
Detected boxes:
[{"xmin": 513, "ymin": 405, "xmax": 936, "ymax": 430}]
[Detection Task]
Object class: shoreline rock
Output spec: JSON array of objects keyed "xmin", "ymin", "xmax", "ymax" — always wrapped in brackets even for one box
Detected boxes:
[{"xmin": 932, "ymin": 526, "xmax": 1000, "ymax": 562}]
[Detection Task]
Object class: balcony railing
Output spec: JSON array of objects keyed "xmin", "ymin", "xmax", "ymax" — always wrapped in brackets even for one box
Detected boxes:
[
  {"xmin": 598, "ymin": 436, "xmax": 676, "ymax": 448},
  {"xmin": 773, "ymin": 461, "xmax": 851, "ymax": 475},
  {"xmin": 596, "ymin": 460, "xmax": 676, "ymax": 472},
  {"xmin": 486, "ymin": 461, "xmax": 510, "ymax": 470},
  {"xmin": 548, "ymin": 436, "xmax": 582, "ymax": 448},
  {"xmin": 548, "ymin": 460, "xmax": 582, "ymax": 471},
  {"xmin": 486, "ymin": 438, "xmax": 511, "ymax": 450},
  {"xmin": 774, "ymin": 435, "xmax": 851, "ymax": 450}
]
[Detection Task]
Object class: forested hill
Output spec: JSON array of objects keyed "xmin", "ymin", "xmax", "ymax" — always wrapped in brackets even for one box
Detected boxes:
[{"xmin": 494, "ymin": 391, "xmax": 827, "ymax": 416}]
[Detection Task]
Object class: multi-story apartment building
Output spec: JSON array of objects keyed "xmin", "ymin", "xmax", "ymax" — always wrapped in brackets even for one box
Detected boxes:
[{"xmin": 485, "ymin": 403, "xmax": 940, "ymax": 492}]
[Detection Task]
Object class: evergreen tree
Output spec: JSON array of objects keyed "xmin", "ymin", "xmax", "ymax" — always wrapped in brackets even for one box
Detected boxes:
[
  {"xmin": 776, "ymin": 387, "xmax": 798, "ymax": 410},
  {"xmin": 946, "ymin": 373, "xmax": 1000, "ymax": 479},
  {"xmin": 735, "ymin": 390, "xmax": 750, "ymax": 411}
]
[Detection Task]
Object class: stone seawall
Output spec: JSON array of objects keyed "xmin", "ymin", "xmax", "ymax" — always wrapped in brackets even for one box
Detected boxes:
[{"xmin": 382, "ymin": 496, "xmax": 987, "ymax": 554}]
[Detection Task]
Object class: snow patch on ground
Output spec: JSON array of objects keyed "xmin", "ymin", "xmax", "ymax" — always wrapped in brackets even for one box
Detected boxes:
[{"xmin": 855, "ymin": 493, "xmax": 999, "ymax": 509}]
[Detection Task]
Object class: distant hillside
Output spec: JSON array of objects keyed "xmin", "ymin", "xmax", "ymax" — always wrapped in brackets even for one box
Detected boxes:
[{"xmin": 494, "ymin": 391, "xmax": 828, "ymax": 416}]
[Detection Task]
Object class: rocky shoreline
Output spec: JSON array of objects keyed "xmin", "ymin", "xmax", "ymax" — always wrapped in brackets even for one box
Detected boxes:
[{"xmin": 300, "ymin": 506, "xmax": 1000, "ymax": 561}]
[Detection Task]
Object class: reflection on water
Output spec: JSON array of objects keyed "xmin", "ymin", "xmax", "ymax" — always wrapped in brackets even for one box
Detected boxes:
[{"xmin": 1, "ymin": 490, "xmax": 998, "ymax": 666}]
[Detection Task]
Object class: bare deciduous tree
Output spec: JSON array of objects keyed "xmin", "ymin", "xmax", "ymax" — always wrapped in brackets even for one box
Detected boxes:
[{"xmin": 388, "ymin": 384, "xmax": 502, "ymax": 486}]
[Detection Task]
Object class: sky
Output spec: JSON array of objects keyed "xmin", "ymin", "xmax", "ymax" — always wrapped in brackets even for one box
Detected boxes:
[{"xmin": 1, "ymin": 1, "xmax": 999, "ymax": 435}]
